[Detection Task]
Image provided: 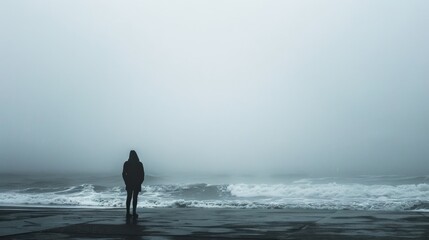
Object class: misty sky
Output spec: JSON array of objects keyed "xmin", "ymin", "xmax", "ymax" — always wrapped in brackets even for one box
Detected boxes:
[{"xmin": 1, "ymin": 1, "xmax": 428, "ymax": 176}]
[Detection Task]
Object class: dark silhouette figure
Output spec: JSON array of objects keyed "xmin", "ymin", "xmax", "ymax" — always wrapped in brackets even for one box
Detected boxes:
[{"xmin": 122, "ymin": 150, "xmax": 145, "ymax": 221}]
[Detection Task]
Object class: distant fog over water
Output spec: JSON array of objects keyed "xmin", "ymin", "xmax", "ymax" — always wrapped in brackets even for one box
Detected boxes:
[{"xmin": 1, "ymin": 1, "xmax": 428, "ymax": 176}]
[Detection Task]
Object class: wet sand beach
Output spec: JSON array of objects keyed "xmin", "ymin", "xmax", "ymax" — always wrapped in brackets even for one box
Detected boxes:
[{"xmin": 0, "ymin": 207, "xmax": 428, "ymax": 239}]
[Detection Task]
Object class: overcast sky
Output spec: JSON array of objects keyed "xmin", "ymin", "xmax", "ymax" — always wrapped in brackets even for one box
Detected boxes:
[{"xmin": 1, "ymin": 1, "xmax": 428, "ymax": 176}]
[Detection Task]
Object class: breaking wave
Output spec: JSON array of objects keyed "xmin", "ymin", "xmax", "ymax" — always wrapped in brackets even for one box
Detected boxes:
[{"xmin": 0, "ymin": 182, "xmax": 428, "ymax": 211}]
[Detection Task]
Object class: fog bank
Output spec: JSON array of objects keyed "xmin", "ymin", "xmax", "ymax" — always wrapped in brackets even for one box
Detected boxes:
[{"xmin": 1, "ymin": 1, "xmax": 428, "ymax": 176}]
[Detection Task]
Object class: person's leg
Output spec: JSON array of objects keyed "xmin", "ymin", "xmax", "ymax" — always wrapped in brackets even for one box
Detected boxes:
[
  {"xmin": 126, "ymin": 190, "xmax": 132, "ymax": 215},
  {"xmin": 132, "ymin": 190, "xmax": 138, "ymax": 215}
]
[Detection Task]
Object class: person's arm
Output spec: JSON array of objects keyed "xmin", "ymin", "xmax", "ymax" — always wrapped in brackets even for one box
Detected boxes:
[
  {"xmin": 122, "ymin": 162, "xmax": 128, "ymax": 184},
  {"xmin": 139, "ymin": 163, "xmax": 145, "ymax": 184}
]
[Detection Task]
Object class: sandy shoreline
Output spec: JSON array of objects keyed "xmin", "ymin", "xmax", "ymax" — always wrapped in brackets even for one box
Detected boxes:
[{"xmin": 0, "ymin": 206, "xmax": 428, "ymax": 239}]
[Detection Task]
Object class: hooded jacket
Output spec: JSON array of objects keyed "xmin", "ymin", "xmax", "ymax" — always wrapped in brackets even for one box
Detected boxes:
[{"xmin": 122, "ymin": 151, "xmax": 145, "ymax": 191}]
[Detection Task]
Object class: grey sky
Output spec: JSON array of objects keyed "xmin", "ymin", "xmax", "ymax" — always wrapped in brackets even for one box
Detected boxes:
[{"xmin": 1, "ymin": 1, "xmax": 428, "ymax": 175}]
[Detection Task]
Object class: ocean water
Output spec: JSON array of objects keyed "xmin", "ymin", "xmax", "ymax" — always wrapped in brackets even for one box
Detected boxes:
[{"xmin": 0, "ymin": 173, "xmax": 428, "ymax": 211}]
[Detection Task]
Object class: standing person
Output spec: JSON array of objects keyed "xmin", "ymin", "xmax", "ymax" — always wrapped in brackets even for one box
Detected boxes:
[{"xmin": 122, "ymin": 150, "xmax": 145, "ymax": 219}]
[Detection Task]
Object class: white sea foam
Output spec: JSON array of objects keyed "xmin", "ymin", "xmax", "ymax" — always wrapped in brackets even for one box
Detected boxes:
[
  {"xmin": 0, "ymin": 184, "xmax": 124, "ymax": 208},
  {"xmin": 227, "ymin": 183, "xmax": 429, "ymax": 210},
  {"xmin": 0, "ymin": 182, "xmax": 428, "ymax": 211}
]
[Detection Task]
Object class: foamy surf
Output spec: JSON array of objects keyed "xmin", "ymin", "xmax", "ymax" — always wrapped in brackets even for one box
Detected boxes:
[{"xmin": 0, "ymin": 181, "xmax": 428, "ymax": 211}]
